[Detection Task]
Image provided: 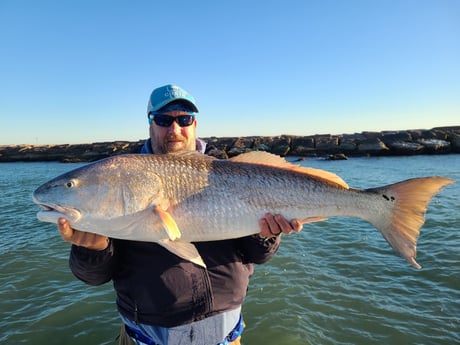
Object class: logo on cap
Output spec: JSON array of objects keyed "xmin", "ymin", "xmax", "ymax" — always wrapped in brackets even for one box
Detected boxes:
[{"xmin": 164, "ymin": 85, "xmax": 185, "ymax": 99}]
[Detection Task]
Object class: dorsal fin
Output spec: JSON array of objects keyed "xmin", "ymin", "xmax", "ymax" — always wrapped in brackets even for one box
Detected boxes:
[{"xmin": 229, "ymin": 151, "xmax": 349, "ymax": 189}]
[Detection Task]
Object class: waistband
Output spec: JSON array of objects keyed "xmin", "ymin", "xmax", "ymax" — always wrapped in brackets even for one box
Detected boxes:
[
  {"xmin": 217, "ymin": 314, "xmax": 244, "ymax": 345},
  {"xmin": 125, "ymin": 325, "xmax": 158, "ymax": 345},
  {"xmin": 124, "ymin": 313, "xmax": 244, "ymax": 345}
]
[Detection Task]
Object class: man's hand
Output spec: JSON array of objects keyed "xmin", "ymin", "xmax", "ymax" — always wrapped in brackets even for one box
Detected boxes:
[
  {"xmin": 58, "ymin": 218, "xmax": 109, "ymax": 251},
  {"xmin": 258, "ymin": 213, "xmax": 304, "ymax": 238}
]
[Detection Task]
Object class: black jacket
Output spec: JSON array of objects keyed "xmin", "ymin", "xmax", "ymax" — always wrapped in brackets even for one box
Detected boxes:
[{"xmin": 69, "ymin": 235, "xmax": 280, "ymax": 327}]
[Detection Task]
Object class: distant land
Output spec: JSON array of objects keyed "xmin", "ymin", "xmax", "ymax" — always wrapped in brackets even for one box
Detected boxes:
[{"xmin": 0, "ymin": 126, "xmax": 458, "ymax": 162}]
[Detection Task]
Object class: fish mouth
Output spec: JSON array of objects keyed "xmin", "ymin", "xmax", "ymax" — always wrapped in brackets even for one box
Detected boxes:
[{"xmin": 34, "ymin": 199, "xmax": 81, "ymax": 223}]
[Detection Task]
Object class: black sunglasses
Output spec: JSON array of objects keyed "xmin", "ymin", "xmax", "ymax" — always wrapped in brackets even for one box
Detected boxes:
[{"xmin": 148, "ymin": 113, "xmax": 195, "ymax": 127}]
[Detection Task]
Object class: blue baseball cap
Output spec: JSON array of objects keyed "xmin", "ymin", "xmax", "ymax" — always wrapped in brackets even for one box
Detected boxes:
[{"xmin": 147, "ymin": 84, "xmax": 199, "ymax": 114}]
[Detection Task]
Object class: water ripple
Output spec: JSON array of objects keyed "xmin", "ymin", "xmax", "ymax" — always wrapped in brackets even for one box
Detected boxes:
[{"xmin": 0, "ymin": 157, "xmax": 459, "ymax": 344}]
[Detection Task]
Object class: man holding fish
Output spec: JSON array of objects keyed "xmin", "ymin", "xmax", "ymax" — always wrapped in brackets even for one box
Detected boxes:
[
  {"xmin": 33, "ymin": 84, "xmax": 453, "ymax": 343},
  {"xmin": 57, "ymin": 85, "xmax": 304, "ymax": 345}
]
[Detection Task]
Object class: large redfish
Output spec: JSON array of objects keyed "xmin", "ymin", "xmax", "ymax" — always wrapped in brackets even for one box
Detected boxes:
[{"xmin": 32, "ymin": 151, "xmax": 454, "ymax": 268}]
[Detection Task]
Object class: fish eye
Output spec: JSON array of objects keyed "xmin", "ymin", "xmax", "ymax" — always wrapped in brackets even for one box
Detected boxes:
[{"xmin": 65, "ymin": 180, "xmax": 76, "ymax": 188}]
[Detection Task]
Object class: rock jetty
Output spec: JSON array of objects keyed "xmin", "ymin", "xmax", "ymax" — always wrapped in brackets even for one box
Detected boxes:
[{"xmin": 1, "ymin": 126, "xmax": 458, "ymax": 163}]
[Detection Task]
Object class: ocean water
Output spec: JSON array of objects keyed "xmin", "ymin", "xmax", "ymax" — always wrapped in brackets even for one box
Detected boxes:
[{"xmin": 0, "ymin": 154, "xmax": 459, "ymax": 345}]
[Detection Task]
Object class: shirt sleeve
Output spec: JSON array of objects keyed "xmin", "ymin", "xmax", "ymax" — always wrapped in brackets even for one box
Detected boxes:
[
  {"xmin": 69, "ymin": 239, "xmax": 117, "ymax": 286},
  {"xmin": 236, "ymin": 235, "xmax": 281, "ymax": 264}
]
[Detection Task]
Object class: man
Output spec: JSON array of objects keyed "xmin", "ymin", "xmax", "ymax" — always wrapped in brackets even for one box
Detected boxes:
[{"xmin": 58, "ymin": 84, "xmax": 304, "ymax": 345}]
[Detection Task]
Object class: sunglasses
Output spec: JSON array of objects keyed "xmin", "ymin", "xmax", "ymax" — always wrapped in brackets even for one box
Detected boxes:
[{"xmin": 148, "ymin": 113, "xmax": 196, "ymax": 127}]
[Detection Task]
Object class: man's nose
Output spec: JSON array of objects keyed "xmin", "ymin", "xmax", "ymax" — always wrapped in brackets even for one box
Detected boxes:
[{"xmin": 167, "ymin": 121, "xmax": 181, "ymax": 134}]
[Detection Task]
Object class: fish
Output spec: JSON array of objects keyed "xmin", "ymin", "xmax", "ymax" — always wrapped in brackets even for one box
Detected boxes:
[{"xmin": 32, "ymin": 151, "xmax": 454, "ymax": 269}]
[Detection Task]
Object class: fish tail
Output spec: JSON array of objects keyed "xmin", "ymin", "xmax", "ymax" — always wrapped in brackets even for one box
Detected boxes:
[{"xmin": 365, "ymin": 176, "xmax": 454, "ymax": 269}]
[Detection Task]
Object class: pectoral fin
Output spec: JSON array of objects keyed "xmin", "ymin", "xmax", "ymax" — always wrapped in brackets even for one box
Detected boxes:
[
  {"xmin": 158, "ymin": 239, "xmax": 206, "ymax": 268},
  {"xmin": 153, "ymin": 206, "xmax": 181, "ymax": 240}
]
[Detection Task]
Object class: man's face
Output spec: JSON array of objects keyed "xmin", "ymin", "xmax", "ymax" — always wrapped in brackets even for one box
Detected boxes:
[{"xmin": 149, "ymin": 111, "xmax": 197, "ymax": 154}]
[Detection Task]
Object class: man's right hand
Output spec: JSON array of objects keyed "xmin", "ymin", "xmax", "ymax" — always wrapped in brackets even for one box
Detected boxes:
[{"xmin": 58, "ymin": 218, "xmax": 109, "ymax": 251}]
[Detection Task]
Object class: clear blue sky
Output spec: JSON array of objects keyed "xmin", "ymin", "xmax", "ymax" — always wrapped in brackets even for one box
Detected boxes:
[{"xmin": 1, "ymin": 0, "xmax": 458, "ymax": 145}]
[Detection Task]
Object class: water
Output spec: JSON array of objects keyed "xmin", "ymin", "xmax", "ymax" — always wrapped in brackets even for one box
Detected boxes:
[{"xmin": 0, "ymin": 155, "xmax": 459, "ymax": 344}]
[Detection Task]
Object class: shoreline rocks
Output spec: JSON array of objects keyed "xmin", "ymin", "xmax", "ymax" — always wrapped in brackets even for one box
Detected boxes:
[{"xmin": 0, "ymin": 126, "xmax": 458, "ymax": 163}]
